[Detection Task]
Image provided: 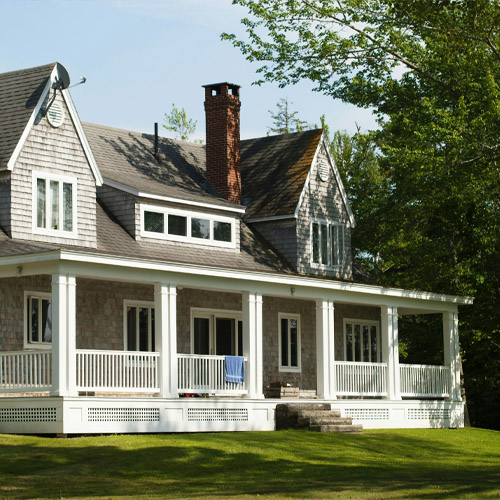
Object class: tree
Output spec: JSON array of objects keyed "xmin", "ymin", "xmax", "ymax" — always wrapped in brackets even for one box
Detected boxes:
[
  {"xmin": 268, "ymin": 97, "xmax": 310, "ymax": 134},
  {"xmin": 225, "ymin": 0, "xmax": 500, "ymax": 429},
  {"xmin": 163, "ymin": 104, "xmax": 197, "ymax": 141}
]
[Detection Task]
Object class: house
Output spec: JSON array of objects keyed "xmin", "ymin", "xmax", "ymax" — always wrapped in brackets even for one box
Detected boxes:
[{"xmin": 0, "ymin": 62, "xmax": 472, "ymax": 435}]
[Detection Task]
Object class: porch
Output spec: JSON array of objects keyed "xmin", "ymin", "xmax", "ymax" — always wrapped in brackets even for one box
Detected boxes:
[{"xmin": 0, "ymin": 269, "xmax": 465, "ymax": 432}]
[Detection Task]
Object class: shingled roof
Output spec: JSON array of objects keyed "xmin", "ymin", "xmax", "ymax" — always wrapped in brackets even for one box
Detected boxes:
[
  {"xmin": 241, "ymin": 129, "xmax": 323, "ymax": 219},
  {"xmin": 83, "ymin": 122, "xmax": 240, "ymax": 210},
  {"xmin": 0, "ymin": 63, "xmax": 55, "ymax": 168}
]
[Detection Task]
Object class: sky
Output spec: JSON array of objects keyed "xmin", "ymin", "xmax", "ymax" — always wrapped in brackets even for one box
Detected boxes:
[{"xmin": 0, "ymin": 0, "xmax": 377, "ymax": 141}]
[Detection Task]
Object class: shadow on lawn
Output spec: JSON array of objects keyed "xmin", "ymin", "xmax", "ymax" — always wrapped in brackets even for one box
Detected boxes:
[{"xmin": 1, "ymin": 430, "xmax": 499, "ymax": 499}]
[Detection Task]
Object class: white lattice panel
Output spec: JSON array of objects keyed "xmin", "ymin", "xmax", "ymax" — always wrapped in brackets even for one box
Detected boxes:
[
  {"xmin": 0, "ymin": 408, "xmax": 57, "ymax": 422},
  {"xmin": 87, "ymin": 408, "xmax": 160, "ymax": 422},
  {"xmin": 344, "ymin": 408, "xmax": 389, "ymax": 420},
  {"xmin": 408, "ymin": 408, "xmax": 451, "ymax": 420},
  {"xmin": 187, "ymin": 408, "xmax": 248, "ymax": 422}
]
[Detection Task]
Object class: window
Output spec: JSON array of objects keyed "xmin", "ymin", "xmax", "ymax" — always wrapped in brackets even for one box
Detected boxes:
[
  {"xmin": 33, "ymin": 172, "xmax": 77, "ymax": 237},
  {"xmin": 25, "ymin": 293, "xmax": 52, "ymax": 348},
  {"xmin": 344, "ymin": 319, "xmax": 380, "ymax": 363},
  {"xmin": 191, "ymin": 309, "xmax": 243, "ymax": 356},
  {"xmin": 311, "ymin": 220, "xmax": 345, "ymax": 268},
  {"xmin": 279, "ymin": 314, "xmax": 300, "ymax": 371},
  {"xmin": 124, "ymin": 302, "xmax": 155, "ymax": 352},
  {"xmin": 141, "ymin": 205, "xmax": 235, "ymax": 248}
]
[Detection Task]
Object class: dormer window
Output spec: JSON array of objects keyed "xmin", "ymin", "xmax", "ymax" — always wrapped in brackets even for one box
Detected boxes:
[
  {"xmin": 141, "ymin": 205, "xmax": 235, "ymax": 248},
  {"xmin": 32, "ymin": 172, "xmax": 77, "ymax": 237},
  {"xmin": 311, "ymin": 220, "xmax": 345, "ymax": 268}
]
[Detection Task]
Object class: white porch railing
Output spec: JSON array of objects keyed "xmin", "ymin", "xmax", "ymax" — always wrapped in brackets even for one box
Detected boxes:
[
  {"xmin": 400, "ymin": 364, "xmax": 450, "ymax": 398},
  {"xmin": 76, "ymin": 350, "xmax": 160, "ymax": 393},
  {"xmin": 0, "ymin": 351, "xmax": 52, "ymax": 392},
  {"xmin": 334, "ymin": 361, "xmax": 388, "ymax": 396},
  {"xmin": 177, "ymin": 354, "xmax": 248, "ymax": 395}
]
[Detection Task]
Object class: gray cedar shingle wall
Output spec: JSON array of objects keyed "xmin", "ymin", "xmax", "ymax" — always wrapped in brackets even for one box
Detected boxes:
[
  {"xmin": 97, "ymin": 185, "xmax": 137, "ymax": 237},
  {"xmin": 10, "ymin": 92, "xmax": 97, "ymax": 247},
  {"xmin": 297, "ymin": 143, "xmax": 352, "ymax": 279},
  {"xmin": 0, "ymin": 177, "xmax": 11, "ymax": 236},
  {"xmin": 249, "ymin": 219, "xmax": 297, "ymax": 269}
]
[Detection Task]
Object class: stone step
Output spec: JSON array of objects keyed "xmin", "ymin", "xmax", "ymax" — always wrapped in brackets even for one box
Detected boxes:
[
  {"xmin": 277, "ymin": 403, "xmax": 331, "ymax": 412},
  {"xmin": 294, "ymin": 409, "xmax": 341, "ymax": 419},
  {"xmin": 298, "ymin": 416, "xmax": 352, "ymax": 427},
  {"xmin": 310, "ymin": 424, "xmax": 363, "ymax": 433}
]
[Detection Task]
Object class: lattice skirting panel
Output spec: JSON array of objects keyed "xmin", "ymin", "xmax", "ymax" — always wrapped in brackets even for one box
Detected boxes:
[
  {"xmin": 344, "ymin": 408, "xmax": 390, "ymax": 420},
  {"xmin": 88, "ymin": 408, "xmax": 160, "ymax": 422},
  {"xmin": 408, "ymin": 408, "xmax": 452, "ymax": 420},
  {"xmin": 0, "ymin": 407, "xmax": 57, "ymax": 422},
  {"xmin": 187, "ymin": 408, "xmax": 248, "ymax": 422}
]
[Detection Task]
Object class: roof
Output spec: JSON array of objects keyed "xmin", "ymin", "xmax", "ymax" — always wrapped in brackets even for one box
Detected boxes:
[
  {"xmin": 0, "ymin": 202, "xmax": 293, "ymax": 275},
  {"xmin": 0, "ymin": 63, "xmax": 55, "ymax": 168},
  {"xmin": 241, "ymin": 129, "xmax": 323, "ymax": 219},
  {"xmin": 83, "ymin": 122, "xmax": 240, "ymax": 210}
]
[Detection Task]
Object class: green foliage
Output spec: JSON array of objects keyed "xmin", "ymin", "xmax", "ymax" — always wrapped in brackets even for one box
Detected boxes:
[
  {"xmin": 226, "ymin": 0, "xmax": 500, "ymax": 429},
  {"xmin": 0, "ymin": 429, "xmax": 499, "ymax": 498},
  {"xmin": 163, "ymin": 104, "xmax": 197, "ymax": 141},
  {"xmin": 268, "ymin": 97, "xmax": 311, "ymax": 134}
]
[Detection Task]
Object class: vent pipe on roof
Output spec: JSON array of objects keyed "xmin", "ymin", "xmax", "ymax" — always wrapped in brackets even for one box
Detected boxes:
[{"xmin": 154, "ymin": 122, "xmax": 159, "ymax": 159}]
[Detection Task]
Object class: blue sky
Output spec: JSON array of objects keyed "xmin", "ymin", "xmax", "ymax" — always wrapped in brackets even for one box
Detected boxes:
[{"xmin": 0, "ymin": 0, "xmax": 376, "ymax": 140}]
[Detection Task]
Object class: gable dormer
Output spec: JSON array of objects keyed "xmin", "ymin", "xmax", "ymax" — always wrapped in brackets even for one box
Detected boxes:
[
  {"xmin": 0, "ymin": 63, "xmax": 102, "ymax": 248},
  {"xmin": 241, "ymin": 131, "xmax": 355, "ymax": 280}
]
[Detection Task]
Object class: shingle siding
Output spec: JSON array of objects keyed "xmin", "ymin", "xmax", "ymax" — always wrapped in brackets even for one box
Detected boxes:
[
  {"xmin": 297, "ymin": 144, "xmax": 352, "ymax": 279},
  {"xmin": 97, "ymin": 185, "xmax": 137, "ymax": 237},
  {"xmin": 249, "ymin": 219, "xmax": 297, "ymax": 269},
  {"xmin": 0, "ymin": 177, "xmax": 11, "ymax": 236},
  {"xmin": 10, "ymin": 92, "xmax": 97, "ymax": 248}
]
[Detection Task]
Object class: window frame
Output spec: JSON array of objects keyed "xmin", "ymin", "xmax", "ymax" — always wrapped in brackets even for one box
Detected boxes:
[
  {"xmin": 278, "ymin": 313, "xmax": 301, "ymax": 372},
  {"xmin": 343, "ymin": 318, "xmax": 381, "ymax": 363},
  {"xmin": 23, "ymin": 291, "xmax": 52, "ymax": 350},
  {"xmin": 310, "ymin": 219, "xmax": 345, "ymax": 269},
  {"xmin": 32, "ymin": 171, "xmax": 78, "ymax": 239},
  {"xmin": 190, "ymin": 308, "xmax": 243, "ymax": 356},
  {"xmin": 123, "ymin": 300, "xmax": 156, "ymax": 352},
  {"xmin": 140, "ymin": 204, "xmax": 236, "ymax": 249}
]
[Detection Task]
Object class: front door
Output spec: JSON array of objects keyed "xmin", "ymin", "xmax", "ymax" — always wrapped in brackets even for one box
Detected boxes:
[{"xmin": 192, "ymin": 312, "xmax": 242, "ymax": 356}]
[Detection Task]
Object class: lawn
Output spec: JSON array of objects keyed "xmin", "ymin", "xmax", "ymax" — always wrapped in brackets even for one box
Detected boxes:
[{"xmin": 1, "ymin": 428, "xmax": 499, "ymax": 499}]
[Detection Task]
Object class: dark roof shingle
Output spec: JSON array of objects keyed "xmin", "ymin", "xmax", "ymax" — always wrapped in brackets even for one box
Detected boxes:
[{"xmin": 0, "ymin": 63, "xmax": 55, "ymax": 168}]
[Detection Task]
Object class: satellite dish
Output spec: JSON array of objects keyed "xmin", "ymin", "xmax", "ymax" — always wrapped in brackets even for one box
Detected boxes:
[{"xmin": 54, "ymin": 63, "xmax": 70, "ymax": 90}]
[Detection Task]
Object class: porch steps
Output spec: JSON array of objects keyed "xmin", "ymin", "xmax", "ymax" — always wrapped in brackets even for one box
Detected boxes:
[{"xmin": 276, "ymin": 403, "xmax": 363, "ymax": 434}]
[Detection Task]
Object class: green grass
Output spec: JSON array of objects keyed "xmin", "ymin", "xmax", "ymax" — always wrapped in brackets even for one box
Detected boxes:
[{"xmin": 1, "ymin": 428, "xmax": 499, "ymax": 499}]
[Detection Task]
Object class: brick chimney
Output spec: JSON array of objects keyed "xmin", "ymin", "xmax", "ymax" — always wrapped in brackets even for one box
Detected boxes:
[{"xmin": 203, "ymin": 82, "xmax": 241, "ymax": 204}]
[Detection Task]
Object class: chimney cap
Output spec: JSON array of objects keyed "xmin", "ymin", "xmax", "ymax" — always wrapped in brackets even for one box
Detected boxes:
[{"xmin": 202, "ymin": 82, "xmax": 241, "ymax": 89}]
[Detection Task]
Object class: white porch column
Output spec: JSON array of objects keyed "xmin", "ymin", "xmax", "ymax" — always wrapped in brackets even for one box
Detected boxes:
[
  {"xmin": 443, "ymin": 311, "xmax": 461, "ymax": 401},
  {"xmin": 315, "ymin": 299, "xmax": 336, "ymax": 400},
  {"xmin": 154, "ymin": 283, "xmax": 178, "ymax": 398},
  {"xmin": 242, "ymin": 291, "xmax": 263, "ymax": 399},
  {"xmin": 381, "ymin": 306, "xmax": 401, "ymax": 400},
  {"xmin": 51, "ymin": 274, "xmax": 77, "ymax": 397}
]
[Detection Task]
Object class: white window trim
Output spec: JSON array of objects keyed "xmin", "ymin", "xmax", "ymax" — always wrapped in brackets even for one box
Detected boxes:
[
  {"xmin": 32, "ymin": 171, "xmax": 78, "ymax": 239},
  {"xmin": 190, "ymin": 307, "xmax": 242, "ymax": 356},
  {"xmin": 278, "ymin": 313, "xmax": 301, "ymax": 373},
  {"xmin": 343, "ymin": 318, "xmax": 381, "ymax": 363},
  {"xmin": 23, "ymin": 291, "xmax": 52, "ymax": 350},
  {"xmin": 140, "ymin": 204, "xmax": 236, "ymax": 249},
  {"xmin": 310, "ymin": 218, "xmax": 345, "ymax": 270},
  {"xmin": 123, "ymin": 300, "xmax": 155, "ymax": 352}
]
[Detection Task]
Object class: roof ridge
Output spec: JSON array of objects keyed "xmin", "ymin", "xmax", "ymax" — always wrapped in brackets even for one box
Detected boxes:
[{"xmin": 0, "ymin": 62, "xmax": 56, "ymax": 79}]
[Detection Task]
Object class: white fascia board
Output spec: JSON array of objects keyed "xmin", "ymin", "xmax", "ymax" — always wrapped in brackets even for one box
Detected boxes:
[
  {"xmin": 322, "ymin": 133, "xmax": 356, "ymax": 228},
  {"xmin": 103, "ymin": 177, "xmax": 246, "ymax": 214},
  {"xmin": 61, "ymin": 88, "xmax": 103, "ymax": 186},
  {"xmin": 246, "ymin": 215, "xmax": 296, "ymax": 223},
  {"xmin": 0, "ymin": 248, "xmax": 471, "ymax": 306},
  {"xmin": 6, "ymin": 67, "xmax": 54, "ymax": 170}
]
